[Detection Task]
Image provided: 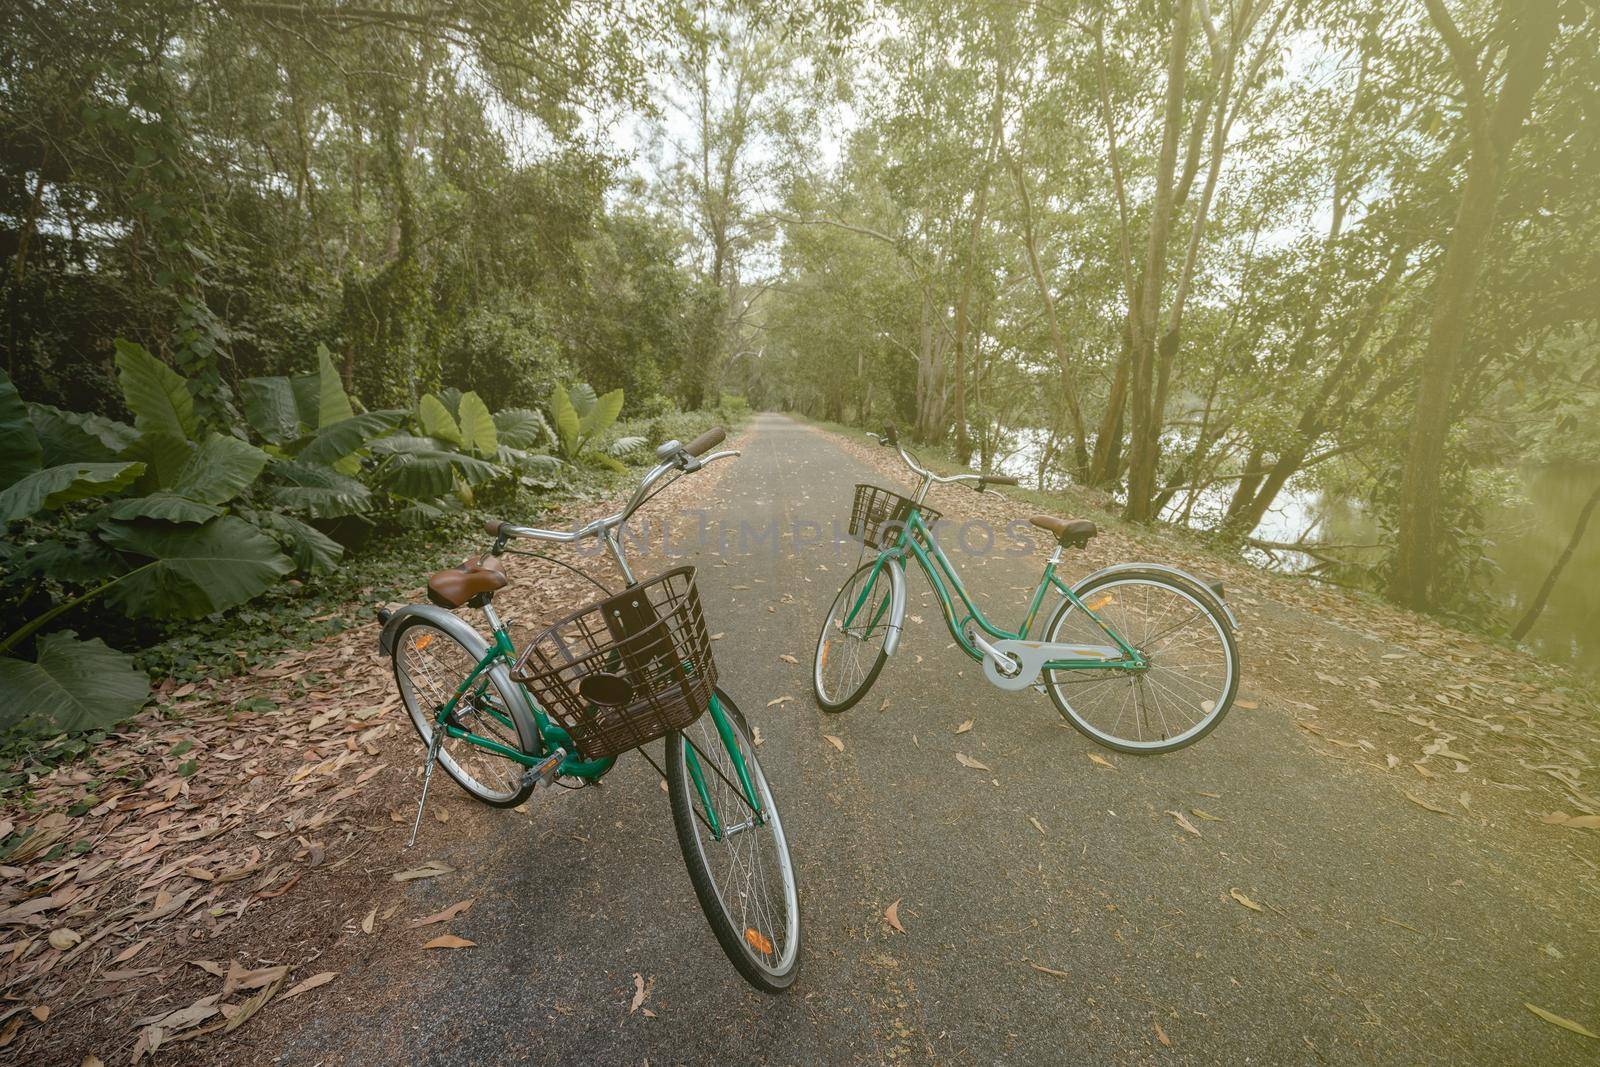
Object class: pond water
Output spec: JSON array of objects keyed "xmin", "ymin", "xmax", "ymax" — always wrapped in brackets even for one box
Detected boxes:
[{"xmin": 978, "ymin": 431, "xmax": 1600, "ymax": 678}]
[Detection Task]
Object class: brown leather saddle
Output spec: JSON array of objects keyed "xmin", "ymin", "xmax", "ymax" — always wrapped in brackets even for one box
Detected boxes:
[
  {"xmin": 427, "ymin": 555, "xmax": 508, "ymax": 609},
  {"xmin": 1029, "ymin": 514, "xmax": 1098, "ymax": 548}
]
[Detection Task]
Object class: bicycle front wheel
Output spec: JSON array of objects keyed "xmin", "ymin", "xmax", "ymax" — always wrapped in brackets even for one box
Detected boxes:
[
  {"xmin": 812, "ymin": 559, "xmax": 895, "ymax": 713},
  {"xmin": 1042, "ymin": 571, "xmax": 1238, "ymax": 754},
  {"xmin": 391, "ymin": 616, "xmax": 540, "ymax": 806},
  {"xmin": 667, "ymin": 688, "xmax": 801, "ymax": 992}
]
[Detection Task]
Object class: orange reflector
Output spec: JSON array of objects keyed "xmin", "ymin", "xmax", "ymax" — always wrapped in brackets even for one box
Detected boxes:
[
  {"xmin": 1086, "ymin": 594, "xmax": 1115, "ymax": 611},
  {"xmin": 819, "ymin": 641, "xmax": 831, "ymax": 671},
  {"xmin": 745, "ymin": 927, "xmax": 774, "ymax": 955},
  {"xmin": 414, "ymin": 633, "xmax": 435, "ymax": 650}
]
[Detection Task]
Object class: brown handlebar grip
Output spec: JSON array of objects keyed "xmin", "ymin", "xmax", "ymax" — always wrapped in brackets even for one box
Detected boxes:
[
  {"xmin": 983, "ymin": 475, "xmax": 1019, "ymax": 486},
  {"xmin": 484, "ymin": 518, "xmax": 507, "ymax": 537},
  {"xmin": 684, "ymin": 426, "xmax": 726, "ymax": 457}
]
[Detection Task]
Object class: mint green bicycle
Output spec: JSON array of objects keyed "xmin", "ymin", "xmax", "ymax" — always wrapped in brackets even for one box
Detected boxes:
[
  {"xmin": 378, "ymin": 429, "xmax": 801, "ymax": 991},
  {"xmin": 812, "ymin": 425, "xmax": 1239, "ymax": 754}
]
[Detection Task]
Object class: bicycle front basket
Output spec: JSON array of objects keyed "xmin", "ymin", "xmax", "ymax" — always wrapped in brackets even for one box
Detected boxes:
[
  {"xmin": 511, "ymin": 566, "xmax": 716, "ymax": 761},
  {"xmin": 848, "ymin": 483, "xmax": 942, "ymax": 551}
]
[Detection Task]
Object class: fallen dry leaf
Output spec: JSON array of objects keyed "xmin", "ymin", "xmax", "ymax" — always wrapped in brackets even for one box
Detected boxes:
[
  {"xmin": 1230, "ymin": 889, "xmax": 1264, "ymax": 913},
  {"xmin": 1028, "ymin": 962, "xmax": 1069, "ymax": 979},
  {"xmin": 823, "ymin": 734, "xmax": 845, "ymax": 752},
  {"xmin": 1403, "ymin": 791, "xmax": 1451, "ymax": 816},
  {"xmin": 955, "ymin": 753, "xmax": 991, "ymax": 772},
  {"xmin": 1190, "ymin": 809, "xmax": 1223, "ymax": 822},
  {"xmin": 1029, "ymin": 816, "xmax": 1047, "ymax": 835},
  {"xmin": 767, "ymin": 696, "xmax": 793, "ymax": 708},
  {"xmin": 1155, "ymin": 1021, "xmax": 1172, "ymax": 1047},
  {"xmin": 280, "ymin": 972, "xmax": 337, "ymax": 1001},
  {"xmin": 778, "ymin": 654, "xmax": 798, "ymax": 664},
  {"xmin": 630, "ymin": 973, "xmax": 648, "ymax": 1014},
  {"xmin": 223, "ymin": 961, "xmax": 288, "ymax": 997},
  {"xmin": 361, "ymin": 907, "xmax": 377, "ymax": 934},
  {"xmin": 423, "ymin": 935, "xmax": 476, "ymax": 950},
  {"xmin": 1541, "ymin": 812, "xmax": 1600, "ymax": 830},
  {"xmin": 954, "ymin": 719, "xmax": 973, "ymax": 734},
  {"xmin": 884, "ymin": 899, "xmax": 906, "ymax": 934},
  {"xmin": 411, "ymin": 900, "xmax": 474, "ymax": 927},
  {"xmin": 1525, "ymin": 1002, "xmax": 1597, "ymax": 1039},
  {"xmin": 1088, "ymin": 753, "xmax": 1116, "ymax": 770},
  {"xmin": 392, "ymin": 861, "xmax": 454, "ymax": 882},
  {"xmin": 1165, "ymin": 810, "xmax": 1201, "ymax": 836},
  {"xmin": 47, "ymin": 929, "xmax": 81, "ymax": 951}
]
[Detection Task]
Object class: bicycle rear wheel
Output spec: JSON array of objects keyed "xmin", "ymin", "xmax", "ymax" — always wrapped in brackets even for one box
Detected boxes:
[
  {"xmin": 1042, "ymin": 571, "xmax": 1238, "ymax": 754},
  {"xmin": 391, "ymin": 616, "xmax": 540, "ymax": 806},
  {"xmin": 667, "ymin": 688, "xmax": 801, "ymax": 992},
  {"xmin": 812, "ymin": 559, "xmax": 895, "ymax": 712}
]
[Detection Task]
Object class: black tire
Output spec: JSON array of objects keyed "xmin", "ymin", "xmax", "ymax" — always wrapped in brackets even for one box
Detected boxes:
[
  {"xmin": 667, "ymin": 688, "xmax": 802, "ymax": 992},
  {"xmin": 811, "ymin": 560, "xmax": 894, "ymax": 713},
  {"xmin": 390, "ymin": 615, "xmax": 540, "ymax": 807},
  {"xmin": 1042, "ymin": 571, "xmax": 1239, "ymax": 754}
]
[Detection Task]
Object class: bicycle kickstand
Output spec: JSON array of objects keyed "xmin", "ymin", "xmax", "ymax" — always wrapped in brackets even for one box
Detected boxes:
[{"xmin": 409, "ymin": 730, "xmax": 445, "ymax": 849}]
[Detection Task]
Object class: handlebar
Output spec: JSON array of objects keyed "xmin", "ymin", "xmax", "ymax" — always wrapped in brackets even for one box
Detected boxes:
[
  {"xmin": 484, "ymin": 431, "xmax": 738, "ymax": 549},
  {"xmin": 868, "ymin": 426, "xmax": 1018, "ymax": 495},
  {"xmin": 684, "ymin": 426, "xmax": 726, "ymax": 457}
]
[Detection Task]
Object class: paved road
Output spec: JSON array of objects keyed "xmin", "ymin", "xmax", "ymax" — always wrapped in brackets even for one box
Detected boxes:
[{"xmin": 280, "ymin": 415, "xmax": 1597, "ymax": 1065}]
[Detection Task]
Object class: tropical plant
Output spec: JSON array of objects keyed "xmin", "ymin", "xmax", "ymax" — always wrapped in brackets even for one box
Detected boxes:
[{"xmin": 549, "ymin": 382, "xmax": 646, "ymax": 472}]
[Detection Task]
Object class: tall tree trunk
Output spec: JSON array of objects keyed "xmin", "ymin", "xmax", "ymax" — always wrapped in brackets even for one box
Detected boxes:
[
  {"xmin": 1124, "ymin": 0, "xmax": 1191, "ymax": 521},
  {"xmin": 1007, "ymin": 152, "xmax": 1089, "ymax": 476},
  {"xmin": 1391, "ymin": 0, "xmax": 1561, "ymax": 609},
  {"xmin": 1509, "ymin": 479, "xmax": 1600, "ymax": 642},
  {"xmin": 952, "ymin": 58, "xmax": 1009, "ymax": 465}
]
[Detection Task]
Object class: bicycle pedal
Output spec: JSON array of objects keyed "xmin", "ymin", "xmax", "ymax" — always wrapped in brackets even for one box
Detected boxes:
[{"xmin": 521, "ymin": 747, "xmax": 566, "ymax": 790}]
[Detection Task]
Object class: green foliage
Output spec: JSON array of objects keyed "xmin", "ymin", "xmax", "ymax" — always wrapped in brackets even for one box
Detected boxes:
[
  {"xmin": 114, "ymin": 340, "xmax": 197, "ymax": 441},
  {"xmin": 551, "ymin": 381, "xmax": 633, "ymax": 470},
  {"xmin": 0, "ymin": 631, "xmax": 151, "ymax": 735}
]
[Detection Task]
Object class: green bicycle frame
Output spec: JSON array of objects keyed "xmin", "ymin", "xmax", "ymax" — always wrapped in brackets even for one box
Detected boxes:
[
  {"xmin": 843, "ymin": 509, "xmax": 1147, "ymax": 672},
  {"xmin": 434, "ymin": 629, "xmax": 764, "ymax": 835}
]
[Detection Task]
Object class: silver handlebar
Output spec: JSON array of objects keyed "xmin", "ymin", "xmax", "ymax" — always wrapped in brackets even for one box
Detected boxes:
[
  {"xmin": 487, "ymin": 447, "xmax": 740, "ymax": 546},
  {"xmin": 867, "ymin": 431, "xmax": 981, "ymax": 488}
]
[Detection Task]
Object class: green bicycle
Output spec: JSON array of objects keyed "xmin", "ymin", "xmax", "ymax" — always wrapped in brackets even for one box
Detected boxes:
[
  {"xmin": 812, "ymin": 425, "xmax": 1240, "ymax": 754},
  {"xmin": 378, "ymin": 428, "xmax": 801, "ymax": 991}
]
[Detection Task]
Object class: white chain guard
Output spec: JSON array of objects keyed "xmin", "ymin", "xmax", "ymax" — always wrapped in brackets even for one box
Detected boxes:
[{"xmin": 981, "ymin": 639, "xmax": 1122, "ymax": 691}]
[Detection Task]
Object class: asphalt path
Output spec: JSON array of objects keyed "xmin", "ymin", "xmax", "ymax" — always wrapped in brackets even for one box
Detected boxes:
[{"xmin": 278, "ymin": 414, "xmax": 1597, "ymax": 1066}]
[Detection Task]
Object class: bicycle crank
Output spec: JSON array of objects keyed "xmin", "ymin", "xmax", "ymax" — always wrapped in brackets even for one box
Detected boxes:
[{"xmin": 976, "ymin": 636, "xmax": 1122, "ymax": 691}]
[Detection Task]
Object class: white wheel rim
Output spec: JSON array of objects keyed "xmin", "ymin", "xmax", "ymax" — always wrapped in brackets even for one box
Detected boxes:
[{"xmin": 1045, "ymin": 579, "xmax": 1234, "ymax": 750}]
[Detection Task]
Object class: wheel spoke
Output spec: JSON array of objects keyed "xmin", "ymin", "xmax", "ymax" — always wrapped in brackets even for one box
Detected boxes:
[{"xmin": 1045, "ymin": 577, "xmax": 1234, "ymax": 750}]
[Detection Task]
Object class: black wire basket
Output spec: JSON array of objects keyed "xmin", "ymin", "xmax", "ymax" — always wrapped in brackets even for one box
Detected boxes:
[
  {"xmin": 511, "ymin": 566, "xmax": 715, "ymax": 760},
  {"xmin": 848, "ymin": 483, "xmax": 942, "ymax": 550}
]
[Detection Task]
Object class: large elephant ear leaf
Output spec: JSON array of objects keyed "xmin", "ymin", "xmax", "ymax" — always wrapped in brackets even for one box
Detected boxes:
[
  {"xmin": 294, "ymin": 410, "xmax": 405, "ymax": 466},
  {"xmin": 114, "ymin": 339, "xmax": 197, "ymax": 440},
  {"xmin": 0, "ymin": 631, "xmax": 150, "ymax": 734},
  {"xmin": 171, "ymin": 433, "xmax": 270, "ymax": 505},
  {"xmin": 121, "ymin": 431, "xmax": 193, "ymax": 493},
  {"xmin": 255, "ymin": 511, "xmax": 344, "ymax": 575},
  {"xmin": 0, "ymin": 368, "xmax": 42, "ymax": 488},
  {"xmin": 567, "ymin": 382, "xmax": 599, "ymax": 419},
  {"xmin": 0, "ymin": 461, "xmax": 146, "ymax": 524},
  {"xmin": 315, "ymin": 344, "xmax": 355, "ymax": 428},
  {"xmin": 550, "ymin": 385, "xmax": 580, "ymax": 457},
  {"xmin": 265, "ymin": 459, "xmax": 373, "ymax": 518},
  {"xmin": 29, "ymin": 404, "xmax": 139, "ymax": 465},
  {"xmin": 418, "ymin": 394, "xmax": 462, "ymax": 446},
  {"xmin": 457, "ymin": 392, "xmax": 497, "ymax": 458},
  {"xmin": 107, "ymin": 492, "xmax": 223, "ymax": 524},
  {"xmin": 239, "ymin": 376, "xmax": 304, "ymax": 444},
  {"xmin": 100, "ymin": 516, "xmax": 293, "ymax": 619},
  {"xmin": 493, "ymin": 408, "xmax": 552, "ymax": 449},
  {"xmin": 579, "ymin": 388, "xmax": 624, "ymax": 439}
]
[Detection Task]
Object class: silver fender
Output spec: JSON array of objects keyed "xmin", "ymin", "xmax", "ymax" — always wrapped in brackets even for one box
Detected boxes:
[
  {"xmin": 1071, "ymin": 562, "xmax": 1239, "ymax": 632},
  {"xmin": 376, "ymin": 604, "xmax": 541, "ymax": 726},
  {"xmin": 880, "ymin": 557, "xmax": 910, "ymax": 658}
]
